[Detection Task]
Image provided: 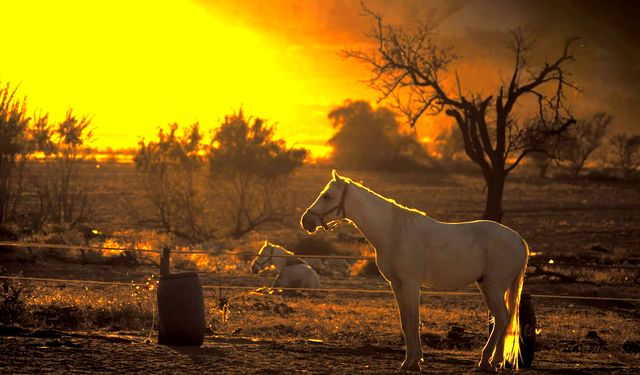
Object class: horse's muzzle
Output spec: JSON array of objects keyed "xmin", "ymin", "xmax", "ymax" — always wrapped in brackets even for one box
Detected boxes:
[
  {"xmin": 300, "ymin": 211, "xmax": 319, "ymax": 234},
  {"xmin": 250, "ymin": 263, "xmax": 260, "ymax": 274}
]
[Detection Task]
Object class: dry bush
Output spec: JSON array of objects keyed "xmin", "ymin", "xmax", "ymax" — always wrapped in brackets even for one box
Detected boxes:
[
  {"xmin": 558, "ymin": 112, "xmax": 611, "ymax": 178},
  {"xmin": 0, "ymin": 268, "xmax": 29, "ymax": 324},
  {"xmin": 350, "ymin": 244, "xmax": 382, "ymax": 278},
  {"xmin": 290, "ymin": 236, "xmax": 336, "ymax": 256},
  {"xmin": 208, "ymin": 109, "xmax": 307, "ymax": 239},
  {"xmin": 29, "ymin": 110, "xmax": 94, "ymax": 227},
  {"xmin": 0, "ymin": 82, "xmax": 30, "ymax": 225},
  {"xmin": 135, "ymin": 123, "xmax": 211, "ymax": 240},
  {"xmin": 610, "ymin": 133, "xmax": 640, "ymax": 179}
]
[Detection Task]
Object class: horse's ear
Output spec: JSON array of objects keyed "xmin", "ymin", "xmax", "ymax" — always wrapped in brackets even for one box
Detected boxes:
[{"xmin": 332, "ymin": 169, "xmax": 341, "ymax": 181}]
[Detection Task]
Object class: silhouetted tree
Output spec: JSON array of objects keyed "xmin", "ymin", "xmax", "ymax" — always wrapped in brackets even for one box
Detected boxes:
[
  {"xmin": 0, "ymin": 82, "xmax": 29, "ymax": 224},
  {"xmin": 610, "ymin": 133, "xmax": 640, "ymax": 179},
  {"xmin": 528, "ymin": 152, "xmax": 553, "ymax": 179},
  {"xmin": 135, "ymin": 123, "xmax": 208, "ymax": 239},
  {"xmin": 208, "ymin": 109, "xmax": 307, "ymax": 238},
  {"xmin": 433, "ymin": 125, "xmax": 465, "ymax": 162},
  {"xmin": 328, "ymin": 100, "xmax": 431, "ymax": 172},
  {"xmin": 559, "ymin": 112, "xmax": 611, "ymax": 177},
  {"xmin": 30, "ymin": 109, "xmax": 93, "ymax": 226},
  {"xmin": 347, "ymin": 8, "xmax": 577, "ymax": 222}
]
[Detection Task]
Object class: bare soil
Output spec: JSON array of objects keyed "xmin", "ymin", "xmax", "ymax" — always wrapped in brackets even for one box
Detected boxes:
[
  {"xmin": 2, "ymin": 165, "xmax": 640, "ymax": 373},
  {"xmin": 1, "ymin": 328, "xmax": 639, "ymax": 374}
]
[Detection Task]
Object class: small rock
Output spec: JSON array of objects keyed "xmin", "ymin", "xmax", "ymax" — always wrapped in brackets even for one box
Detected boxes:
[
  {"xmin": 273, "ymin": 303, "xmax": 294, "ymax": 317},
  {"xmin": 447, "ymin": 325, "xmax": 465, "ymax": 340},
  {"xmin": 0, "ymin": 325, "xmax": 31, "ymax": 337},
  {"xmin": 30, "ymin": 329, "xmax": 63, "ymax": 339},
  {"xmin": 63, "ymin": 339, "xmax": 82, "ymax": 348},
  {"xmin": 588, "ymin": 243, "xmax": 609, "ymax": 253},
  {"xmin": 622, "ymin": 340, "xmax": 640, "ymax": 353},
  {"xmin": 585, "ymin": 330, "xmax": 605, "ymax": 345},
  {"xmin": 45, "ymin": 339, "xmax": 63, "ymax": 348}
]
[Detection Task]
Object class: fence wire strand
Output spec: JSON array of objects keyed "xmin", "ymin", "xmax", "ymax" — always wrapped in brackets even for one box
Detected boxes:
[
  {"xmin": 3, "ymin": 275, "xmax": 639, "ymax": 303},
  {"xmin": 2, "ymin": 241, "xmax": 639, "ymax": 270}
]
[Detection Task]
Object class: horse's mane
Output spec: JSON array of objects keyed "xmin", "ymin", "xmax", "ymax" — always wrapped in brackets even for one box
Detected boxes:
[
  {"xmin": 266, "ymin": 242, "xmax": 294, "ymax": 255},
  {"xmin": 342, "ymin": 177, "xmax": 429, "ymax": 218}
]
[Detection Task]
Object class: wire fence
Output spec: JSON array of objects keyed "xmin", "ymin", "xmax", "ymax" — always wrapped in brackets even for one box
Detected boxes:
[
  {"xmin": 2, "ymin": 240, "xmax": 639, "ymax": 269},
  {"xmin": 2, "ymin": 275, "xmax": 639, "ymax": 303},
  {"xmin": 1, "ymin": 240, "xmax": 639, "ymax": 304}
]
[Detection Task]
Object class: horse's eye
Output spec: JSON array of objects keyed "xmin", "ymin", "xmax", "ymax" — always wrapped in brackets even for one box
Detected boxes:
[{"xmin": 322, "ymin": 194, "xmax": 331, "ymax": 200}]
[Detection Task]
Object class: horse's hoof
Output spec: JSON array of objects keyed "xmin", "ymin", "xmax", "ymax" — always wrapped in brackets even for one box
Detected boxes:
[
  {"xmin": 477, "ymin": 362, "xmax": 497, "ymax": 373},
  {"xmin": 400, "ymin": 361, "xmax": 421, "ymax": 372}
]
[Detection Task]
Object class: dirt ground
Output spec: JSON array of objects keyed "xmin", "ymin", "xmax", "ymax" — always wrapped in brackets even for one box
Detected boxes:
[
  {"xmin": 3, "ymin": 165, "xmax": 640, "ymax": 373},
  {"xmin": 2, "ymin": 328, "xmax": 639, "ymax": 374}
]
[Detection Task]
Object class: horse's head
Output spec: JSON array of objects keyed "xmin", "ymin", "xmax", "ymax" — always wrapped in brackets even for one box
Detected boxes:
[
  {"xmin": 251, "ymin": 241, "xmax": 275, "ymax": 274},
  {"xmin": 300, "ymin": 170, "xmax": 349, "ymax": 234}
]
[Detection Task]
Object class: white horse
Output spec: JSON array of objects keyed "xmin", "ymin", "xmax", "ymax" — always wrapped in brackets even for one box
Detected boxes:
[
  {"xmin": 300, "ymin": 171, "xmax": 528, "ymax": 372},
  {"xmin": 250, "ymin": 241, "xmax": 321, "ymax": 291}
]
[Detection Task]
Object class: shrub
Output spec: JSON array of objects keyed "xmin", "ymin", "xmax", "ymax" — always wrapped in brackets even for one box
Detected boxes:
[
  {"xmin": 610, "ymin": 133, "xmax": 640, "ymax": 179},
  {"xmin": 0, "ymin": 82, "xmax": 30, "ymax": 224},
  {"xmin": 208, "ymin": 109, "xmax": 307, "ymax": 238},
  {"xmin": 290, "ymin": 236, "xmax": 336, "ymax": 256},
  {"xmin": 29, "ymin": 110, "xmax": 94, "ymax": 226},
  {"xmin": 135, "ymin": 123, "xmax": 210, "ymax": 239},
  {"xmin": 328, "ymin": 100, "xmax": 434, "ymax": 172}
]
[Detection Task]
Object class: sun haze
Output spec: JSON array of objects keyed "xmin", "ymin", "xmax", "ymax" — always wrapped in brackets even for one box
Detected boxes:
[
  {"xmin": 1, "ymin": 0, "xmax": 377, "ymax": 158},
  {"xmin": 3, "ymin": 1, "xmax": 638, "ymax": 158}
]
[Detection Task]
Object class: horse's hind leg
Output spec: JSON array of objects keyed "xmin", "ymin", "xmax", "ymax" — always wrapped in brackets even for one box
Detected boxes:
[{"xmin": 477, "ymin": 281, "xmax": 508, "ymax": 372}]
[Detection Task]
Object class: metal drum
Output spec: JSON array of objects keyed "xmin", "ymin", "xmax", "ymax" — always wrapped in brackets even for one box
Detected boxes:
[
  {"xmin": 518, "ymin": 293, "xmax": 536, "ymax": 368},
  {"xmin": 157, "ymin": 271, "xmax": 205, "ymax": 346},
  {"xmin": 488, "ymin": 292, "xmax": 536, "ymax": 368}
]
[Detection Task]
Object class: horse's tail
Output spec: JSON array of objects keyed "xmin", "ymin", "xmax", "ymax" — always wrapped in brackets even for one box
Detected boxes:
[{"xmin": 502, "ymin": 239, "xmax": 529, "ymax": 369}]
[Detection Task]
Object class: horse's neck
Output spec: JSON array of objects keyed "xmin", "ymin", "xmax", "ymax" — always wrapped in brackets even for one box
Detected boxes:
[
  {"xmin": 345, "ymin": 184, "xmax": 397, "ymax": 252},
  {"xmin": 271, "ymin": 248, "xmax": 288, "ymax": 273}
]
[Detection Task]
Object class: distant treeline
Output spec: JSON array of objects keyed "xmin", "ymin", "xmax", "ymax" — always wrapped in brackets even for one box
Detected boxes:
[{"xmin": 1, "ymin": 78, "xmax": 639, "ymax": 243}]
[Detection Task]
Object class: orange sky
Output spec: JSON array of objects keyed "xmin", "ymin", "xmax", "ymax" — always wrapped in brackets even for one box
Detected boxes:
[
  {"xmin": 3, "ymin": 1, "xmax": 638, "ymax": 158},
  {"xmin": 0, "ymin": 0, "xmax": 383, "ymax": 158}
]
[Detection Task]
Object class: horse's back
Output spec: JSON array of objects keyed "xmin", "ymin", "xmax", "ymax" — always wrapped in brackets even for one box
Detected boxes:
[
  {"xmin": 451, "ymin": 220, "xmax": 527, "ymax": 282},
  {"xmin": 416, "ymin": 220, "xmax": 526, "ymax": 289},
  {"xmin": 279, "ymin": 264, "xmax": 320, "ymax": 289}
]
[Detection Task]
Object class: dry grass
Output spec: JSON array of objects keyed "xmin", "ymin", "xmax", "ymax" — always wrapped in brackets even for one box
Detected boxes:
[{"xmin": 2, "ymin": 164, "xmax": 640, "ymax": 369}]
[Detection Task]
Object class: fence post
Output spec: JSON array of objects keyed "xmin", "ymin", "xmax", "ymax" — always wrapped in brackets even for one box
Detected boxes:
[{"xmin": 160, "ymin": 247, "xmax": 171, "ymax": 276}]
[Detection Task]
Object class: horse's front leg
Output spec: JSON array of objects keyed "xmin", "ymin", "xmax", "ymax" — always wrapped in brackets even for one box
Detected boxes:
[
  {"xmin": 391, "ymin": 282, "xmax": 423, "ymax": 371},
  {"xmin": 272, "ymin": 273, "xmax": 283, "ymax": 289}
]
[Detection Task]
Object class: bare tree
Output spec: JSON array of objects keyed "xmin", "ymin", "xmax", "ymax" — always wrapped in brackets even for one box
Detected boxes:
[
  {"xmin": 208, "ymin": 110, "xmax": 307, "ymax": 238},
  {"xmin": 135, "ymin": 122, "xmax": 209, "ymax": 239},
  {"xmin": 610, "ymin": 133, "xmax": 640, "ymax": 179},
  {"xmin": 30, "ymin": 110, "xmax": 93, "ymax": 226},
  {"xmin": 528, "ymin": 152, "xmax": 553, "ymax": 179},
  {"xmin": 559, "ymin": 112, "xmax": 611, "ymax": 178},
  {"xmin": 346, "ymin": 8, "xmax": 578, "ymax": 222},
  {"xmin": 0, "ymin": 82, "xmax": 30, "ymax": 225}
]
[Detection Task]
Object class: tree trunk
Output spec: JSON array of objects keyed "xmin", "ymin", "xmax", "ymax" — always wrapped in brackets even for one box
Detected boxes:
[
  {"xmin": 537, "ymin": 157, "xmax": 551, "ymax": 179},
  {"xmin": 483, "ymin": 171, "xmax": 505, "ymax": 222}
]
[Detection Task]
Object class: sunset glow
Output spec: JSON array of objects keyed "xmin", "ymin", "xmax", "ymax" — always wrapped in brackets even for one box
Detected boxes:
[
  {"xmin": 4, "ymin": 1, "xmax": 635, "ymax": 160},
  {"xmin": 1, "ymin": 0, "xmax": 377, "ymax": 158}
]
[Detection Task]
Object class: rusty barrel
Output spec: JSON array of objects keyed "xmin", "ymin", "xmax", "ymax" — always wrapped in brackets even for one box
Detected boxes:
[
  {"xmin": 488, "ymin": 292, "xmax": 536, "ymax": 368},
  {"xmin": 157, "ymin": 272, "xmax": 205, "ymax": 346}
]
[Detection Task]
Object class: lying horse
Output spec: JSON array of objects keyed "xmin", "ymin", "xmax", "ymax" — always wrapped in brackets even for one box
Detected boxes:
[
  {"xmin": 250, "ymin": 241, "xmax": 320, "ymax": 291},
  {"xmin": 300, "ymin": 170, "xmax": 528, "ymax": 372}
]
